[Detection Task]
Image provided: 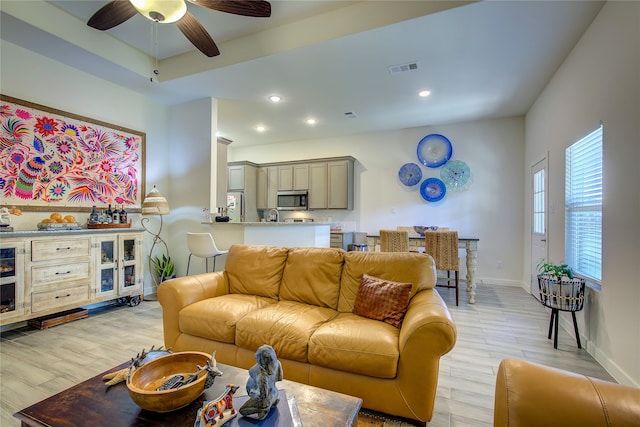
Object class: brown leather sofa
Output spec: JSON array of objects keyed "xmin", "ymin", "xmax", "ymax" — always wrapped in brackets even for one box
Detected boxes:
[
  {"xmin": 494, "ymin": 358, "xmax": 640, "ymax": 427},
  {"xmin": 158, "ymin": 244, "xmax": 457, "ymax": 423}
]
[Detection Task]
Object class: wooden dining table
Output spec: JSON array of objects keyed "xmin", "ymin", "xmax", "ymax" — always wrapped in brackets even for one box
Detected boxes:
[{"xmin": 366, "ymin": 234, "xmax": 480, "ymax": 304}]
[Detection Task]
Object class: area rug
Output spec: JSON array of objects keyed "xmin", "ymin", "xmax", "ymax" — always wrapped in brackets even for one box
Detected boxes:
[{"xmin": 356, "ymin": 409, "xmax": 417, "ymax": 426}]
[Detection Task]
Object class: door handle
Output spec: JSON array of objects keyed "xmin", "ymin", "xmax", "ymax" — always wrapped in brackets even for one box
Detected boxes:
[{"xmin": 541, "ymin": 239, "xmax": 546, "ymax": 242}]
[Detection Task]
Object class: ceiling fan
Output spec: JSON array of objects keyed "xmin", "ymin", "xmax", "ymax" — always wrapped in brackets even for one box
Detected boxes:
[{"xmin": 87, "ymin": 0, "xmax": 271, "ymax": 57}]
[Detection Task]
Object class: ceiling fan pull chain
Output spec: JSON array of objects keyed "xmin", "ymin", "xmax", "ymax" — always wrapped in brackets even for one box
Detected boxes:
[{"xmin": 148, "ymin": 20, "xmax": 160, "ymax": 82}]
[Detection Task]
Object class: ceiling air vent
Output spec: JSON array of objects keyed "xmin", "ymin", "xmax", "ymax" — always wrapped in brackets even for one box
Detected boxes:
[
  {"xmin": 388, "ymin": 62, "xmax": 419, "ymax": 75},
  {"xmin": 344, "ymin": 112, "xmax": 358, "ymax": 119}
]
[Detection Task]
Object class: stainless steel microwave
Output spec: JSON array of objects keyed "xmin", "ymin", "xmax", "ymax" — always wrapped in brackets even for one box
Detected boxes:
[{"xmin": 277, "ymin": 191, "xmax": 308, "ymax": 210}]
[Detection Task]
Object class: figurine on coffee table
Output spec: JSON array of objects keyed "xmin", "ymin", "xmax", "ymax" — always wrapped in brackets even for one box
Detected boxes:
[{"xmin": 238, "ymin": 344, "xmax": 283, "ymax": 420}]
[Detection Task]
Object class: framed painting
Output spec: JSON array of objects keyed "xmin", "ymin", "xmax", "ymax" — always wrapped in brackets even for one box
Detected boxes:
[{"xmin": 0, "ymin": 95, "xmax": 145, "ymax": 212}]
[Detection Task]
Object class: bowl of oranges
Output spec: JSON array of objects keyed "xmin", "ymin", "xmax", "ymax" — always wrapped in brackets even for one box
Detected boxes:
[{"xmin": 38, "ymin": 213, "xmax": 81, "ymax": 230}]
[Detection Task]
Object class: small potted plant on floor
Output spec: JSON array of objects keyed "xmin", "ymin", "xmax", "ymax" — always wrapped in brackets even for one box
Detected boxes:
[
  {"xmin": 152, "ymin": 254, "xmax": 176, "ymax": 283},
  {"xmin": 537, "ymin": 260, "xmax": 585, "ymax": 311}
]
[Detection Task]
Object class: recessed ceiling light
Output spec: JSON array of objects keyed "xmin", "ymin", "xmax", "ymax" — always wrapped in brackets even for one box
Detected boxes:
[
  {"xmin": 256, "ymin": 125, "xmax": 266, "ymax": 132},
  {"xmin": 306, "ymin": 118, "xmax": 316, "ymax": 125},
  {"xmin": 268, "ymin": 95, "xmax": 281, "ymax": 103},
  {"xmin": 418, "ymin": 90, "xmax": 431, "ymax": 97}
]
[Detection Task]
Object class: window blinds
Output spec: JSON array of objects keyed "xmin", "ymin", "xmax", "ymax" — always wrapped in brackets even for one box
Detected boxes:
[{"xmin": 565, "ymin": 125, "xmax": 603, "ymax": 283}]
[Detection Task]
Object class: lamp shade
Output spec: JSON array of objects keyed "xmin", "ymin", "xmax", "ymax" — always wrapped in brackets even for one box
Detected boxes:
[{"xmin": 142, "ymin": 185, "xmax": 170, "ymax": 215}]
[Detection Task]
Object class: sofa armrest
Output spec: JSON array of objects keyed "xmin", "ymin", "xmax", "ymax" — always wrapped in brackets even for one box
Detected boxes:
[
  {"xmin": 494, "ymin": 358, "xmax": 640, "ymax": 427},
  {"xmin": 395, "ymin": 289, "xmax": 457, "ymax": 421},
  {"xmin": 157, "ymin": 272, "xmax": 229, "ymax": 349}
]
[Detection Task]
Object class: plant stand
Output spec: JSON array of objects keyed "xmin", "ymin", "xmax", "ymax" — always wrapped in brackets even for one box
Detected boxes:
[{"xmin": 538, "ymin": 273, "xmax": 585, "ymax": 349}]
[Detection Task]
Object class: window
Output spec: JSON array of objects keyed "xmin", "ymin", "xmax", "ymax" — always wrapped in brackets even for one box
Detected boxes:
[
  {"xmin": 533, "ymin": 169, "xmax": 545, "ymax": 234},
  {"xmin": 565, "ymin": 125, "xmax": 603, "ymax": 283}
]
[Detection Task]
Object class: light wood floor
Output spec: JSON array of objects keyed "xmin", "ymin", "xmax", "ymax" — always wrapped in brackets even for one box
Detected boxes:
[{"xmin": 0, "ymin": 284, "xmax": 615, "ymax": 427}]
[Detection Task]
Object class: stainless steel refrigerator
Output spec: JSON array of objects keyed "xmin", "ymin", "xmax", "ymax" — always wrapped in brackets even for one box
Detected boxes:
[{"xmin": 227, "ymin": 192, "xmax": 244, "ymax": 222}]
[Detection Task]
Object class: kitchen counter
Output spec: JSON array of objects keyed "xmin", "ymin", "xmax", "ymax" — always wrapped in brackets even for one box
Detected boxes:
[{"xmin": 204, "ymin": 221, "xmax": 331, "ymax": 249}]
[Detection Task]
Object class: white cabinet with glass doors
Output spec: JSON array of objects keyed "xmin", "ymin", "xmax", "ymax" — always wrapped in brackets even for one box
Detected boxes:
[{"xmin": 94, "ymin": 232, "xmax": 143, "ymax": 306}]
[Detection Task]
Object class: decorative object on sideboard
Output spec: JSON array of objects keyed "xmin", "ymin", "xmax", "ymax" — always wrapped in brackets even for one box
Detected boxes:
[{"xmin": 141, "ymin": 185, "xmax": 170, "ymax": 299}]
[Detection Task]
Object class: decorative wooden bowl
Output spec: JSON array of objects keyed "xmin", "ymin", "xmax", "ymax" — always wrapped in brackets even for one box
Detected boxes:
[{"xmin": 127, "ymin": 351, "xmax": 211, "ymax": 413}]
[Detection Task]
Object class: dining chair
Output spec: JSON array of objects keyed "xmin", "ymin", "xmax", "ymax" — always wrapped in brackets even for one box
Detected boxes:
[
  {"xmin": 186, "ymin": 232, "xmax": 228, "ymax": 275},
  {"xmin": 396, "ymin": 226, "xmax": 421, "ymax": 252},
  {"xmin": 424, "ymin": 230, "xmax": 460, "ymax": 305},
  {"xmin": 379, "ymin": 229, "xmax": 409, "ymax": 252}
]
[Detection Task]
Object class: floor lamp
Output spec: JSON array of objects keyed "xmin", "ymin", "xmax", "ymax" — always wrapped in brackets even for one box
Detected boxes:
[{"xmin": 141, "ymin": 185, "xmax": 170, "ymax": 300}]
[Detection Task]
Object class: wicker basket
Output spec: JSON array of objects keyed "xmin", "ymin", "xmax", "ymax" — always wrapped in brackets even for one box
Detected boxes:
[{"xmin": 537, "ymin": 273, "xmax": 585, "ymax": 312}]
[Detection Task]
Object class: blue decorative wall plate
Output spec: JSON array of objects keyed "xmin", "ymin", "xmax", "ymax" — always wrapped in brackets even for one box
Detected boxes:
[
  {"xmin": 420, "ymin": 177, "xmax": 447, "ymax": 202},
  {"xmin": 440, "ymin": 160, "xmax": 471, "ymax": 189},
  {"xmin": 417, "ymin": 134, "xmax": 453, "ymax": 168},
  {"xmin": 398, "ymin": 163, "xmax": 422, "ymax": 186}
]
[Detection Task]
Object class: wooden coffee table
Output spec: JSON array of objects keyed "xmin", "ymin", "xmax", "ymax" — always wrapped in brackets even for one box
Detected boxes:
[{"xmin": 14, "ymin": 361, "xmax": 362, "ymax": 426}]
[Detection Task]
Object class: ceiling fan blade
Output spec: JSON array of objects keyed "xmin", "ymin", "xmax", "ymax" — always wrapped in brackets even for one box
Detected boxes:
[
  {"xmin": 176, "ymin": 12, "xmax": 221, "ymax": 57},
  {"xmin": 87, "ymin": 0, "xmax": 138, "ymax": 30},
  {"xmin": 188, "ymin": 0, "xmax": 271, "ymax": 18}
]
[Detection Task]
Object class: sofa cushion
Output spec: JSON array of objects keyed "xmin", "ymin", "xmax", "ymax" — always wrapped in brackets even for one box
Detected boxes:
[
  {"xmin": 179, "ymin": 294, "xmax": 277, "ymax": 343},
  {"xmin": 352, "ymin": 274, "xmax": 412, "ymax": 328},
  {"xmin": 279, "ymin": 247, "xmax": 345, "ymax": 308},
  {"xmin": 308, "ymin": 312, "xmax": 400, "ymax": 378},
  {"xmin": 338, "ymin": 251, "xmax": 437, "ymax": 313},
  {"xmin": 235, "ymin": 301, "xmax": 338, "ymax": 363},
  {"xmin": 225, "ymin": 245, "xmax": 289, "ymax": 298}
]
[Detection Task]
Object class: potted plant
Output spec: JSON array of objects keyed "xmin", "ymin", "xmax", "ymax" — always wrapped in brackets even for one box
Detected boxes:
[
  {"xmin": 151, "ymin": 254, "xmax": 176, "ymax": 282},
  {"xmin": 536, "ymin": 260, "xmax": 584, "ymax": 311}
]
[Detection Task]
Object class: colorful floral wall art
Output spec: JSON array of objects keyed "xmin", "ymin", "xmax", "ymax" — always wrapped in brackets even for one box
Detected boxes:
[{"xmin": 0, "ymin": 95, "xmax": 145, "ymax": 211}]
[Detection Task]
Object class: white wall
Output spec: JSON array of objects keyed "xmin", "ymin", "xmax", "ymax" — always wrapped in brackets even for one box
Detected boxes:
[
  {"xmin": 0, "ymin": 40, "xmax": 171, "ymax": 297},
  {"xmin": 229, "ymin": 116, "xmax": 526, "ymax": 286},
  {"xmin": 524, "ymin": 1, "xmax": 640, "ymax": 386}
]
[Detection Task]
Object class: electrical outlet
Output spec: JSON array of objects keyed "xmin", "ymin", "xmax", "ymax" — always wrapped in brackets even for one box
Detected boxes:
[
  {"xmin": 497, "ymin": 260, "xmax": 503, "ymax": 269},
  {"xmin": 391, "ymin": 207, "xmax": 397, "ymax": 214}
]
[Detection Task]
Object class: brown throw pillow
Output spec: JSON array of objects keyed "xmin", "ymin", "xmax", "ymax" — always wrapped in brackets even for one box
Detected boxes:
[{"xmin": 352, "ymin": 274, "xmax": 412, "ymax": 328}]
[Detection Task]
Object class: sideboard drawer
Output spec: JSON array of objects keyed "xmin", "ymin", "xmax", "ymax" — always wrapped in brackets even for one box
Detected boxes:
[
  {"xmin": 31, "ymin": 284, "xmax": 89, "ymax": 313},
  {"xmin": 31, "ymin": 262, "xmax": 91, "ymax": 287},
  {"xmin": 31, "ymin": 238, "xmax": 91, "ymax": 261}
]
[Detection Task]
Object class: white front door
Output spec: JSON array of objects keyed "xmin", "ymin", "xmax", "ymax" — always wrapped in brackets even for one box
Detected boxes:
[{"xmin": 530, "ymin": 157, "xmax": 548, "ymax": 300}]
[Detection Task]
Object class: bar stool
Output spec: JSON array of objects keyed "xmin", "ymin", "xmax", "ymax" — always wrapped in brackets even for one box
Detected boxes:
[
  {"xmin": 425, "ymin": 230, "xmax": 459, "ymax": 305},
  {"xmin": 186, "ymin": 232, "xmax": 228, "ymax": 275},
  {"xmin": 379, "ymin": 229, "xmax": 409, "ymax": 252}
]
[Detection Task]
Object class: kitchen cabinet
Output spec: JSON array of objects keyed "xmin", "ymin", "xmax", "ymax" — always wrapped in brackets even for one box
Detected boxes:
[
  {"xmin": 227, "ymin": 162, "xmax": 259, "ymax": 222},
  {"xmin": 257, "ymin": 166, "xmax": 278, "ymax": 209},
  {"xmin": 330, "ymin": 232, "xmax": 354, "ymax": 250},
  {"xmin": 0, "ymin": 229, "xmax": 144, "ymax": 327},
  {"xmin": 293, "ymin": 164, "xmax": 309, "ymax": 190},
  {"xmin": 278, "ymin": 166, "xmax": 293, "ymax": 191},
  {"xmin": 253, "ymin": 156, "xmax": 354, "ymax": 211},
  {"xmin": 277, "ymin": 164, "xmax": 309, "ymax": 191},
  {"xmin": 0, "ymin": 240, "xmax": 25, "ymax": 323},
  {"xmin": 309, "ymin": 158, "xmax": 354, "ymax": 210},
  {"xmin": 228, "ymin": 165, "xmax": 245, "ymax": 191}
]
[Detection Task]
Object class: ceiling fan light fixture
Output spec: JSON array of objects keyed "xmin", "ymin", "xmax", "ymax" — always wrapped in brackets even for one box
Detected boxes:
[{"xmin": 129, "ymin": 0, "xmax": 187, "ymax": 23}]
